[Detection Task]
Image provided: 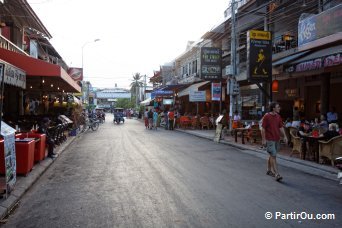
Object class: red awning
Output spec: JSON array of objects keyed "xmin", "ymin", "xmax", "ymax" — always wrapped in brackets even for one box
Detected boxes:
[{"xmin": 0, "ymin": 47, "xmax": 81, "ymax": 92}]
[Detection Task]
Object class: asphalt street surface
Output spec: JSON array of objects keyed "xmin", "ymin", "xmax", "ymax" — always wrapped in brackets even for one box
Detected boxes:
[{"xmin": 3, "ymin": 115, "xmax": 342, "ymax": 227}]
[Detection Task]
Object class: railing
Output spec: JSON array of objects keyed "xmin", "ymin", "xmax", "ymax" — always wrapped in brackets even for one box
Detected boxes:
[
  {"xmin": 272, "ymin": 35, "xmax": 298, "ymax": 54},
  {"xmin": 0, "ymin": 34, "xmax": 29, "ymax": 56},
  {"xmin": 0, "ymin": 34, "xmax": 69, "ymax": 72}
]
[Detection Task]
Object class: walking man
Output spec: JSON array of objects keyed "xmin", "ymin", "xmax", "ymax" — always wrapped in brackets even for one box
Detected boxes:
[
  {"xmin": 261, "ymin": 102, "xmax": 288, "ymax": 181},
  {"xmin": 168, "ymin": 109, "xmax": 175, "ymax": 130}
]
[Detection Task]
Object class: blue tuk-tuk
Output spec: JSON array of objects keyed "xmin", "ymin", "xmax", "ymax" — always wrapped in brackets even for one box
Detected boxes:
[{"xmin": 113, "ymin": 108, "xmax": 125, "ymax": 124}]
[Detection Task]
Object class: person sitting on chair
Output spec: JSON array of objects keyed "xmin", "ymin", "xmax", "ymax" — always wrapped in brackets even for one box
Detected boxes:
[
  {"xmin": 297, "ymin": 120, "xmax": 312, "ymax": 160},
  {"xmin": 38, "ymin": 117, "xmax": 57, "ymax": 158},
  {"xmin": 321, "ymin": 123, "xmax": 340, "ymax": 141}
]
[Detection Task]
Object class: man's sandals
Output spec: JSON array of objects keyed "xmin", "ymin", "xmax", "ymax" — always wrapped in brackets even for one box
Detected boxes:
[{"xmin": 267, "ymin": 170, "xmax": 283, "ymax": 181}]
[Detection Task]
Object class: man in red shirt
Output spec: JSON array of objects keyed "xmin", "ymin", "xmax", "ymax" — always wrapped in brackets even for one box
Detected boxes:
[
  {"xmin": 168, "ymin": 109, "xmax": 175, "ymax": 130},
  {"xmin": 261, "ymin": 102, "xmax": 288, "ymax": 181}
]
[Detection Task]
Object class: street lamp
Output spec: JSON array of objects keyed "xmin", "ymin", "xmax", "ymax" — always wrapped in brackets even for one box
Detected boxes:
[{"xmin": 81, "ymin": 38, "xmax": 100, "ymax": 105}]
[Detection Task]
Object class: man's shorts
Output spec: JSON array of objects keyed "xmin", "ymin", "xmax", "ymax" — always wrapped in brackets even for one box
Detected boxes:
[{"xmin": 266, "ymin": 141, "xmax": 280, "ymax": 156}]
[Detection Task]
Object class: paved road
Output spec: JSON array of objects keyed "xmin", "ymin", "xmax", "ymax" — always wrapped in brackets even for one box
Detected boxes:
[{"xmin": 3, "ymin": 115, "xmax": 342, "ymax": 227}]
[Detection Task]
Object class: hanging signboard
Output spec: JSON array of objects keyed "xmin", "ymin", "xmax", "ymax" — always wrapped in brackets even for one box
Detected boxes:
[
  {"xmin": 1, "ymin": 121, "xmax": 17, "ymax": 196},
  {"xmin": 247, "ymin": 30, "xmax": 272, "ymax": 83},
  {"xmin": 211, "ymin": 83, "xmax": 221, "ymax": 101},
  {"xmin": 200, "ymin": 47, "xmax": 222, "ymax": 81},
  {"xmin": 0, "ymin": 60, "xmax": 26, "ymax": 89},
  {"xmin": 189, "ymin": 91, "xmax": 206, "ymax": 102},
  {"xmin": 151, "ymin": 90, "xmax": 173, "ymax": 99},
  {"xmin": 68, "ymin": 67, "xmax": 83, "ymax": 81}
]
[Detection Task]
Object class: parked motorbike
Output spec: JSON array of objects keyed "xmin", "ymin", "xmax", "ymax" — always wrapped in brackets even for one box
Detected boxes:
[{"xmin": 335, "ymin": 157, "xmax": 342, "ymax": 185}]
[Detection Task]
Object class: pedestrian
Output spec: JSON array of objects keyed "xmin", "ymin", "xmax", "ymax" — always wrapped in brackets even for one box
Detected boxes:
[
  {"xmin": 168, "ymin": 109, "xmax": 175, "ymax": 130},
  {"xmin": 144, "ymin": 108, "xmax": 149, "ymax": 129},
  {"xmin": 148, "ymin": 109, "xmax": 153, "ymax": 129},
  {"xmin": 261, "ymin": 102, "xmax": 288, "ymax": 181},
  {"xmin": 37, "ymin": 117, "xmax": 57, "ymax": 158},
  {"xmin": 164, "ymin": 110, "xmax": 168, "ymax": 130},
  {"xmin": 153, "ymin": 109, "xmax": 158, "ymax": 130},
  {"xmin": 232, "ymin": 110, "xmax": 241, "ymax": 129}
]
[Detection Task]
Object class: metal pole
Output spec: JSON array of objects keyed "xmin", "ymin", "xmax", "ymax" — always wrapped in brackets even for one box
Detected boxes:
[
  {"xmin": 229, "ymin": 0, "xmax": 237, "ymax": 131},
  {"xmin": 0, "ymin": 64, "xmax": 4, "ymax": 132},
  {"xmin": 81, "ymin": 39, "xmax": 100, "ymax": 105}
]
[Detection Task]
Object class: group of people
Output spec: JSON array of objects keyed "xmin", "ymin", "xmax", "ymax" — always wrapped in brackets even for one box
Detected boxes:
[
  {"xmin": 144, "ymin": 109, "xmax": 176, "ymax": 130},
  {"xmin": 261, "ymin": 103, "xmax": 341, "ymax": 181}
]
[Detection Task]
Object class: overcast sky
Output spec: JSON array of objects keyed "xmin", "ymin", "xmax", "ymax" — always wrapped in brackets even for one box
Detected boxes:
[{"xmin": 28, "ymin": 0, "xmax": 229, "ymax": 89}]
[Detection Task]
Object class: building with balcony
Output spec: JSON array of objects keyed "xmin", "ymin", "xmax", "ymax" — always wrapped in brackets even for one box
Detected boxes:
[{"xmin": 0, "ymin": 0, "xmax": 81, "ymax": 122}]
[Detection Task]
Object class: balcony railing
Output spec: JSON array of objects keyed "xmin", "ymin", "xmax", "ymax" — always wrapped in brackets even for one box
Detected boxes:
[
  {"xmin": 0, "ymin": 34, "xmax": 69, "ymax": 72},
  {"xmin": 0, "ymin": 34, "xmax": 29, "ymax": 56},
  {"xmin": 272, "ymin": 35, "xmax": 298, "ymax": 54}
]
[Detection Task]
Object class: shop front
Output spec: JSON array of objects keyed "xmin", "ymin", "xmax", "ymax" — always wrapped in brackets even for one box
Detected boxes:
[
  {"xmin": 151, "ymin": 85, "xmax": 186, "ymax": 112},
  {"xmin": 273, "ymin": 44, "xmax": 342, "ymax": 121},
  {"xmin": 0, "ymin": 59, "xmax": 26, "ymax": 125},
  {"xmin": 0, "ymin": 47, "xmax": 81, "ymax": 128}
]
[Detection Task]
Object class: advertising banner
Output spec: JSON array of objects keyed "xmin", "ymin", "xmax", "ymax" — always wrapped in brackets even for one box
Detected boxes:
[
  {"xmin": 285, "ymin": 52, "xmax": 341, "ymax": 73},
  {"xmin": 201, "ymin": 47, "xmax": 222, "ymax": 80},
  {"xmin": 189, "ymin": 91, "xmax": 206, "ymax": 102},
  {"xmin": 211, "ymin": 83, "xmax": 221, "ymax": 101},
  {"xmin": 151, "ymin": 90, "xmax": 173, "ymax": 99},
  {"xmin": 1, "ymin": 121, "xmax": 17, "ymax": 194},
  {"xmin": 68, "ymin": 67, "xmax": 83, "ymax": 81},
  {"xmin": 0, "ymin": 60, "xmax": 26, "ymax": 89},
  {"xmin": 298, "ymin": 4, "xmax": 342, "ymax": 46},
  {"xmin": 247, "ymin": 30, "xmax": 272, "ymax": 82}
]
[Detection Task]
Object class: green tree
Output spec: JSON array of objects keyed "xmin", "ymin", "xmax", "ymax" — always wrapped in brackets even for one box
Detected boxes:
[
  {"xmin": 115, "ymin": 98, "xmax": 135, "ymax": 109},
  {"xmin": 130, "ymin": 73, "xmax": 143, "ymax": 107}
]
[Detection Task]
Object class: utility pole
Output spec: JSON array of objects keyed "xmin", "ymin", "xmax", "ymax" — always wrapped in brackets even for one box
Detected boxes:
[
  {"xmin": 144, "ymin": 74, "xmax": 147, "ymax": 101},
  {"xmin": 229, "ymin": 0, "xmax": 237, "ymax": 131}
]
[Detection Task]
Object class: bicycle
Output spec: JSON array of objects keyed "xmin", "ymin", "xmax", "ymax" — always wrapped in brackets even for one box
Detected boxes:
[{"xmin": 80, "ymin": 115, "xmax": 100, "ymax": 132}]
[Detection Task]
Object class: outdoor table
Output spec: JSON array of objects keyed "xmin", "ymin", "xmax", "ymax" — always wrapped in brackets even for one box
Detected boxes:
[
  {"xmin": 15, "ymin": 138, "xmax": 35, "ymax": 175},
  {"xmin": 305, "ymin": 135, "xmax": 324, "ymax": 163},
  {"xmin": 234, "ymin": 128, "xmax": 249, "ymax": 144}
]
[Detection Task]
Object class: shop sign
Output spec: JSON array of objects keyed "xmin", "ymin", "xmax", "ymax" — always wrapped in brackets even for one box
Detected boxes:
[
  {"xmin": 247, "ymin": 30, "xmax": 272, "ymax": 82},
  {"xmin": 68, "ymin": 67, "xmax": 83, "ymax": 81},
  {"xmin": 298, "ymin": 4, "xmax": 342, "ymax": 46},
  {"xmin": 285, "ymin": 52, "xmax": 341, "ymax": 73},
  {"xmin": 211, "ymin": 83, "xmax": 221, "ymax": 101},
  {"xmin": 151, "ymin": 90, "xmax": 173, "ymax": 99},
  {"xmin": 285, "ymin": 88, "xmax": 298, "ymax": 98},
  {"xmin": 1, "ymin": 121, "xmax": 17, "ymax": 195},
  {"xmin": 189, "ymin": 91, "xmax": 206, "ymax": 102},
  {"xmin": 200, "ymin": 47, "xmax": 222, "ymax": 81},
  {"xmin": 324, "ymin": 53, "xmax": 342, "ymax": 67},
  {"xmin": 0, "ymin": 61, "xmax": 26, "ymax": 89},
  {"xmin": 298, "ymin": 15, "xmax": 316, "ymax": 46}
]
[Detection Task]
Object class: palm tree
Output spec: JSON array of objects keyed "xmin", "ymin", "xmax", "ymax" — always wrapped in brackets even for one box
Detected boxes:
[{"xmin": 130, "ymin": 73, "xmax": 143, "ymax": 107}]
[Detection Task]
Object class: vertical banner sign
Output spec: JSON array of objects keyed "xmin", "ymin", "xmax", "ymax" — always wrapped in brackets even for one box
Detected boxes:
[
  {"xmin": 1, "ymin": 122, "xmax": 17, "ymax": 195},
  {"xmin": 201, "ymin": 47, "xmax": 222, "ymax": 80},
  {"xmin": 247, "ymin": 30, "xmax": 272, "ymax": 82},
  {"xmin": 211, "ymin": 83, "xmax": 221, "ymax": 101}
]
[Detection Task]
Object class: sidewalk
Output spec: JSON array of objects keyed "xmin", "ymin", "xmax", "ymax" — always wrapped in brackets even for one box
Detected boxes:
[
  {"xmin": 175, "ymin": 128, "xmax": 339, "ymax": 182},
  {"xmin": 0, "ymin": 134, "xmax": 80, "ymax": 221}
]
